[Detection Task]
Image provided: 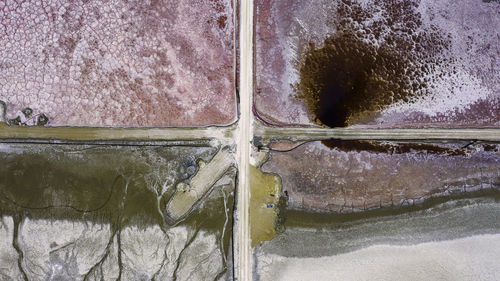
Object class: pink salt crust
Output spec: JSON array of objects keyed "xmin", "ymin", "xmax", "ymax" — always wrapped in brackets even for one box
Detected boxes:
[{"xmin": 0, "ymin": 0, "xmax": 235, "ymax": 127}]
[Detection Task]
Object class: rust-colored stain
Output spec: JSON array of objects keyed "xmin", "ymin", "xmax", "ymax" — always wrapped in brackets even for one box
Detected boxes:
[
  {"xmin": 255, "ymin": 0, "xmax": 500, "ymax": 128},
  {"xmin": 295, "ymin": 0, "xmax": 451, "ymax": 127},
  {"xmin": 321, "ymin": 139, "xmax": 467, "ymax": 156}
]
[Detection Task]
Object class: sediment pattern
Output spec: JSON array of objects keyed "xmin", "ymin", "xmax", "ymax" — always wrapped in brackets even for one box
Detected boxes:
[
  {"xmin": 0, "ymin": 143, "xmax": 235, "ymax": 280},
  {"xmin": 263, "ymin": 141, "xmax": 500, "ymax": 212},
  {"xmin": 255, "ymin": 0, "xmax": 500, "ymax": 127}
]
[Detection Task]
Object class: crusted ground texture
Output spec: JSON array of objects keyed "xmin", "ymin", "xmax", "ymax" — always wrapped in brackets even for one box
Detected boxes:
[
  {"xmin": 0, "ymin": 0, "xmax": 235, "ymax": 127},
  {"xmin": 263, "ymin": 141, "xmax": 500, "ymax": 212},
  {"xmin": 255, "ymin": 0, "xmax": 500, "ymax": 127}
]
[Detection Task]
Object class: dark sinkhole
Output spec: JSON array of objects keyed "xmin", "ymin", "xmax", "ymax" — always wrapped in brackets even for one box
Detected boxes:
[
  {"xmin": 296, "ymin": 32, "xmax": 420, "ymax": 127},
  {"xmin": 294, "ymin": 2, "xmax": 450, "ymax": 128}
]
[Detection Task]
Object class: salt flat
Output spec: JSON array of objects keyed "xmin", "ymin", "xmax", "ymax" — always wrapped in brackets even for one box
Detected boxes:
[{"xmin": 257, "ymin": 234, "xmax": 500, "ymax": 281}]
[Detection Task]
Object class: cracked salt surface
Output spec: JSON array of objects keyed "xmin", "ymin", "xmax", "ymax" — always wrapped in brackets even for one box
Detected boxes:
[
  {"xmin": 0, "ymin": 0, "xmax": 236, "ymax": 127},
  {"xmin": 255, "ymin": 0, "xmax": 500, "ymax": 127}
]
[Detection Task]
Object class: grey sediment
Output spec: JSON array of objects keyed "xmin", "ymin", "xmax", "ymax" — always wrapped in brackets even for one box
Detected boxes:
[{"xmin": 257, "ymin": 188, "xmax": 500, "ymax": 258}]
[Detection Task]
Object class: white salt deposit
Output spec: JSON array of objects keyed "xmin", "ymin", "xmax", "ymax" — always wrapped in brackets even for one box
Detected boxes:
[{"xmin": 257, "ymin": 234, "xmax": 500, "ymax": 281}]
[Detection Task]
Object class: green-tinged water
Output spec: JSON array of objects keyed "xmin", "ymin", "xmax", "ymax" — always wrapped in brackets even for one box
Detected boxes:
[
  {"xmin": 0, "ymin": 142, "xmax": 232, "ymax": 228},
  {"xmin": 0, "ymin": 142, "xmax": 235, "ymax": 280}
]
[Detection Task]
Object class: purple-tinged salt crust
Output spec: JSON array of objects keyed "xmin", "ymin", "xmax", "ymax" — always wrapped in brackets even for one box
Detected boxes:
[
  {"xmin": 0, "ymin": 0, "xmax": 235, "ymax": 127},
  {"xmin": 263, "ymin": 141, "xmax": 500, "ymax": 212}
]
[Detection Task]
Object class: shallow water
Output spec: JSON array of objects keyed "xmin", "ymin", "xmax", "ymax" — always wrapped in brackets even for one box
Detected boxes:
[{"xmin": 0, "ymin": 142, "xmax": 235, "ymax": 280}]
